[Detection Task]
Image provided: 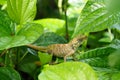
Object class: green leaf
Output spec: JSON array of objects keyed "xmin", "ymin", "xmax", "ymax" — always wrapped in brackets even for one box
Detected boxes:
[
  {"xmin": 112, "ymin": 72, "xmax": 120, "ymax": 80},
  {"xmin": 38, "ymin": 62, "xmax": 98, "ymax": 80},
  {"xmin": 0, "ymin": 10, "xmax": 12, "ymax": 37},
  {"xmin": 34, "ymin": 18, "xmax": 65, "ymax": 35},
  {"xmin": 77, "ymin": 39, "xmax": 120, "ymax": 68},
  {"xmin": 0, "ymin": 23, "xmax": 43, "ymax": 50},
  {"xmin": 108, "ymin": 49, "xmax": 120, "ymax": 68},
  {"xmin": 99, "ymin": 31, "xmax": 114, "ymax": 43},
  {"xmin": 0, "ymin": 67, "xmax": 21, "ymax": 80},
  {"xmin": 34, "ymin": 32, "xmax": 67, "ymax": 46},
  {"xmin": 109, "ymin": 39, "xmax": 120, "ymax": 49},
  {"xmin": 94, "ymin": 67, "xmax": 119, "ymax": 80},
  {"xmin": 107, "ymin": 0, "xmax": 120, "ymax": 13},
  {"xmin": 79, "ymin": 47, "xmax": 115, "ymax": 59},
  {"xmin": 72, "ymin": 1, "xmax": 119, "ymax": 37},
  {"xmin": 17, "ymin": 54, "xmax": 39, "ymax": 77},
  {"xmin": 38, "ymin": 52, "xmax": 52, "ymax": 65},
  {"xmin": 78, "ymin": 47, "xmax": 115, "ymax": 67},
  {"xmin": 0, "ymin": 0, "xmax": 6, "ymax": 5},
  {"xmin": 7, "ymin": 0, "xmax": 37, "ymax": 24},
  {"xmin": 17, "ymin": 23, "xmax": 43, "ymax": 42}
]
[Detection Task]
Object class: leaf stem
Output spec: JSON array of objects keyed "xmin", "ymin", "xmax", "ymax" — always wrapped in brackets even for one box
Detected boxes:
[
  {"xmin": 19, "ymin": 51, "xmax": 28, "ymax": 63},
  {"xmin": 0, "ymin": 49, "xmax": 8, "ymax": 57},
  {"xmin": 64, "ymin": 0, "xmax": 69, "ymax": 41}
]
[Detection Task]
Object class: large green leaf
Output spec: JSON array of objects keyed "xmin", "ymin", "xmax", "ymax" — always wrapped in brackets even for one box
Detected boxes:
[
  {"xmin": 72, "ymin": 1, "xmax": 119, "ymax": 37},
  {"xmin": 0, "ymin": 23, "xmax": 43, "ymax": 50},
  {"xmin": 0, "ymin": 10, "xmax": 12, "ymax": 37},
  {"xmin": 34, "ymin": 18, "xmax": 65, "ymax": 35},
  {"xmin": 77, "ymin": 40, "xmax": 120, "ymax": 67},
  {"xmin": 7, "ymin": 0, "xmax": 36, "ymax": 24},
  {"xmin": 0, "ymin": 0, "xmax": 6, "ymax": 5},
  {"xmin": 17, "ymin": 23, "xmax": 43, "ymax": 42},
  {"xmin": 34, "ymin": 32, "xmax": 67, "ymax": 46},
  {"xmin": 38, "ymin": 62, "xmax": 98, "ymax": 80},
  {"xmin": 0, "ymin": 67, "xmax": 21, "ymax": 80},
  {"xmin": 78, "ymin": 47, "xmax": 115, "ymax": 67}
]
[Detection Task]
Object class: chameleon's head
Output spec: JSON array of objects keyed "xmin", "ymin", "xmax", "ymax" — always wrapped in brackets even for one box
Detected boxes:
[{"xmin": 69, "ymin": 35, "xmax": 87, "ymax": 49}]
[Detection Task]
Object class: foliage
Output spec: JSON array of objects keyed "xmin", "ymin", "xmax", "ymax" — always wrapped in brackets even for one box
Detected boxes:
[
  {"xmin": 34, "ymin": 18, "xmax": 65, "ymax": 35},
  {"xmin": 0, "ymin": 0, "xmax": 120, "ymax": 80},
  {"xmin": 72, "ymin": 1, "xmax": 120, "ymax": 37},
  {"xmin": 0, "ymin": 0, "xmax": 6, "ymax": 5},
  {"xmin": 7, "ymin": 0, "xmax": 37, "ymax": 24},
  {"xmin": 0, "ymin": 11, "xmax": 43, "ymax": 50},
  {"xmin": 0, "ymin": 67, "xmax": 21, "ymax": 80},
  {"xmin": 38, "ymin": 62, "xmax": 98, "ymax": 80}
]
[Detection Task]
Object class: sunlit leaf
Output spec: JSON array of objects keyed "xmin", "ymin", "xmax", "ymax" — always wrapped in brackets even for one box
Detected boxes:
[
  {"xmin": 0, "ymin": 0, "xmax": 6, "ymax": 5},
  {"xmin": 17, "ymin": 23, "xmax": 43, "ymax": 42},
  {"xmin": 38, "ymin": 52, "xmax": 52, "ymax": 65},
  {"xmin": 72, "ymin": 1, "xmax": 120, "ymax": 37},
  {"xmin": 0, "ymin": 23, "xmax": 43, "ymax": 50},
  {"xmin": 38, "ymin": 62, "xmax": 98, "ymax": 80},
  {"xmin": 7, "ymin": 0, "xmax": 37, "ymax": 24},
  {"xmin": 34, "ymin": 18, "xmax": 65, "ymax": 35}
]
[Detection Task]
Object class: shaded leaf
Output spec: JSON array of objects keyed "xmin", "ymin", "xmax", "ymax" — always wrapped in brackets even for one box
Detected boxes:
[
  {"xmin": 108, "ymin": 49, "xmax": 120, "ymax": 68},
  {"xmin": 78, "ymin": 40, "xmax": 120, "ymax": 68},
  {"xmin": 17, "ymin": 54, "xmax": 39, "ymax": 77},
  {"xmin": 94, "ymin": 67, "xmax": 119, "ymax": 80},
  {"xmin": 34, "ymin": 32, "xmax": 67, "ymax": 46},
  {"xmin": 79, "ymin": 47, "xmax": 115, "ymax": 59},
  {"xmin": 0, "ymin": 67, "xmax": 21, "ymax": 80},
  {"xmin": 77, "ymin": 47, "xmax": 114, "ymax": 67},
  {"xmin": 0, "ymin": 10, "xmax": 12, "ymax": 37},
  {"xmin": 38, "ymin": 62, "xmax": 98, "ymax": 80}
]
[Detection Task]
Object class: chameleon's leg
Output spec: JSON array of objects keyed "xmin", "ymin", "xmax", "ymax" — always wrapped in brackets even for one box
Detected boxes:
[{"xmin": 64, "ymin": 52, "xmax": 74, "ymax": 62}]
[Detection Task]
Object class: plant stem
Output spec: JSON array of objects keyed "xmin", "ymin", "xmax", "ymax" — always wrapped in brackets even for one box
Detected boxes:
[
  {"xmin": 64, "ymin": 0, "xmax": 69, "ymax": 41},
  {"xmin": 5, "ymin": 50, "xmax": 10, "ymax": 67},
  {"xmin": 19, "ymin": 51, "xmax": 28, "ymax": 63},
  {"xmin": 0, "ymin": 49, "xmax": 8, "ymax": 57}
]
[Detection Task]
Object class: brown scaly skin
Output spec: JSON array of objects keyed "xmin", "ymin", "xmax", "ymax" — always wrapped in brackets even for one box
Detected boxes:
[{"xmin": 27, "ymin": 35, "xmax": 87, "ymax": 62}]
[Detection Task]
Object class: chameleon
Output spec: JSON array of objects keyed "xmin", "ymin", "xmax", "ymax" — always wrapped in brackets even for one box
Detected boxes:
[{"xmin": 27, "ymin": 35, "xmax": 87, "ymax": 62}]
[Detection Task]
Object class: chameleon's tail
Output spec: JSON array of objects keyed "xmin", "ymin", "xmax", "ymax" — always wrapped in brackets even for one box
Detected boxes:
[{"xmin": 26, "ymin": 44, "xmax": 47, "ymax": 52}]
